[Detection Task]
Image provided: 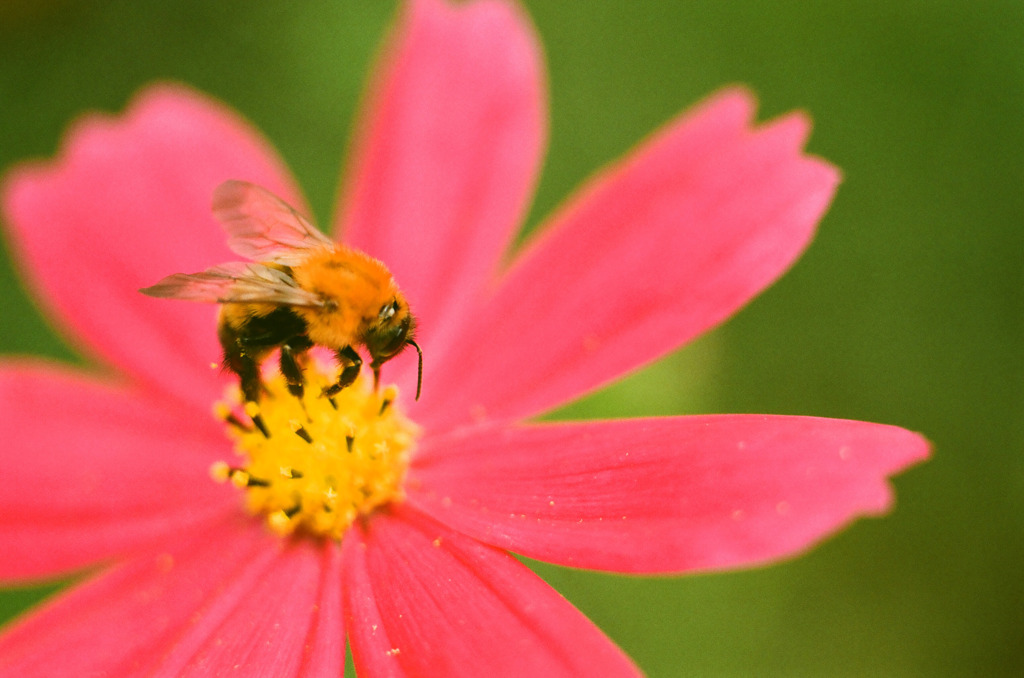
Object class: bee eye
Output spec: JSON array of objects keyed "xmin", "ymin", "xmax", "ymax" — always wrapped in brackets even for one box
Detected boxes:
[
  {"xmin": 378, "ymin": 300, "xmax": 398, "ymax": 321},
  {"xmin": 366, "ymin": 314, "xmax": 413, "ymax": 363}
]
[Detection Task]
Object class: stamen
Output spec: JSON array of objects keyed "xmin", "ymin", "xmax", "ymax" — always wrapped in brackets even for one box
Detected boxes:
[
  {"xmin": 289, "ymin": 420, "xmax": 313, "ymax": 444},
  {"xmin": 214, "ymin": 403, "xmax": 253, "ymax": 432},
  {"xmin": 342, "ymin": 418, "xmax": 356, "ymax": 453},
  {"xmin": 379, "ymin": 385, "xmax": 398, "ymax": 416},
  {"xmin": 235, "ymin": 470, "xmax": 270, "ymax": 488},
  {"xmin": 268, "ymin": 510, "xmax": 291, "ymax": 535},
  {"xmin": 209, "ymin": 460, "xmax": 232, "ymax": 483},
  {"xmin": 245, "ymin": 401, "xmax": 271, "ymax": 438}
]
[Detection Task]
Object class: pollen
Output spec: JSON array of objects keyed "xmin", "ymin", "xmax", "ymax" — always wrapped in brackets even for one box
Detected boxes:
[{"xmin": 211, "ymin": 367, "xmax": 418, "ymax": 539}]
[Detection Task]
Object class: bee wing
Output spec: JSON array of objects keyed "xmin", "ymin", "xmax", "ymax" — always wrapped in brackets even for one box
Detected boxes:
[
  {"xmin": 140, "ymin": 262, "xmax": 324, "ymax": 307},
  {"xmin": 212, "ymin": 180, "xmax": 335, "ymax": 265}
]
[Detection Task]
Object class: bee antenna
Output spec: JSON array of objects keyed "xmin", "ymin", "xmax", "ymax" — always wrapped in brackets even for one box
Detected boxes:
[{"xmin": 408, "ymin": 340, "xmax": 423, "ymax": 401}]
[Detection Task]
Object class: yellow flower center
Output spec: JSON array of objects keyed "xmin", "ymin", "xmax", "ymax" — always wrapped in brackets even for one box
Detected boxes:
[{"xmin": 210, "ymin": 366, "xmax": 418, "ymax": 540}]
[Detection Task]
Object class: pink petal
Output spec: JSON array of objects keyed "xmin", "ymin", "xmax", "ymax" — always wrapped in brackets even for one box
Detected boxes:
[
  {"xmin": 0, "ymin": 360, "xmax": 235, "ymax": 582},
  {"xmin": 342, "ymin": 507, "xmax": 640, "ymax": 677},
  {"xmin": 417, "ymin": 89, "xmax": 840, "ymax": 430},
  {"xmin": 297, "ymin": 543, "xmax": 346, "ymax": 678},
  {"xmin": 338, "ymin": 0, "xmax": 545, "ymax": 356},
  {"xmin": 0, "ymin": 515, "xmax": 305, "ymax": 676},
  {"xmin": 1, "ymin": 83, "xmax": 306, "ymax": 412},
  {"xmin": 407, "ymin": 415, "xmax": 929, "ymax": 573},
  {"xmin": 155, "ymin": 539, "xmax": 337, "ymax": 677}
]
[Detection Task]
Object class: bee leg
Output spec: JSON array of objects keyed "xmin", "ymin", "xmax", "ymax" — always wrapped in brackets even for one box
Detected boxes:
[
  {"xmin": 222, "ymin": 348, "xmax": 263, "ymax": 404},
  {"xmin": 223, "ymin": 349, "xmax": 269, "ymax": 436},
  {"xmin": 279, "ymin": 337, "xmax": 313, "ymax": 400},
  {"xmin": 322, "ymin": 345, "xmax": 362, "ymax": 397},
  {"xmin": 240, "ymin": 370, "xmax": 263, "ymax": 404},
  {"xmin": 370, "ymin": 360, "xmax": 382, "ymax": 392}
]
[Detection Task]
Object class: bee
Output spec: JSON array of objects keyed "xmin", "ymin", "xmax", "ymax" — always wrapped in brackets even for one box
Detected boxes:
[{"xmin": 140, "ymin": 180, "xmax": 422, "ymax": 404}]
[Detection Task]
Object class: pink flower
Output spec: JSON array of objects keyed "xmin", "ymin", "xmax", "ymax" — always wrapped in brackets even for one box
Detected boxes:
[{"xmin": 0, "ymin": 0, "xmax": 928, "ymax": 675}]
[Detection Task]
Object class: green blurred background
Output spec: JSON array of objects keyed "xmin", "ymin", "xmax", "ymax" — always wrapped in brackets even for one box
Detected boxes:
[{"xmin": 1, "ymin": 1, "xmax": 1020, "ymax": 675}]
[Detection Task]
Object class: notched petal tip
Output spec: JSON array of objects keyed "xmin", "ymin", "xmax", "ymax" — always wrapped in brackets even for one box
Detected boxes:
[
  {"xmin": 698, "ymin": 84, "xmax": 760, "ymax": 125},
  {"xmin": 763, "ymin": 109, "xmax": 814, "ymax": 149},
  {"xmin": 878, "ymin": 423, "xmax": 933, "ymax": 471},
  {"xmin": 4, "ymin": 83, "xmax": 214, "ymax": 176},
  {"xmin": 762, "ymin": 110, "xmax": 844, "ymax": 194},
  {"xmin": 700, "ymin": 87, "xmax": 842, "ymax": 188}
]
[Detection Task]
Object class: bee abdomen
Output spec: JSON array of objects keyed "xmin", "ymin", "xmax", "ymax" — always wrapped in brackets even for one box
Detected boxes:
[{"xmin": 232, "ymin": 307, "xmax": 309, "ymax": 349}]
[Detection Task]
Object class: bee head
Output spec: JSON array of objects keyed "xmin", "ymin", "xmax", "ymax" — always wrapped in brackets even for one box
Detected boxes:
[{"xmin": 366, "ymin": 300, "xmax": 422, "ymax": 399}]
